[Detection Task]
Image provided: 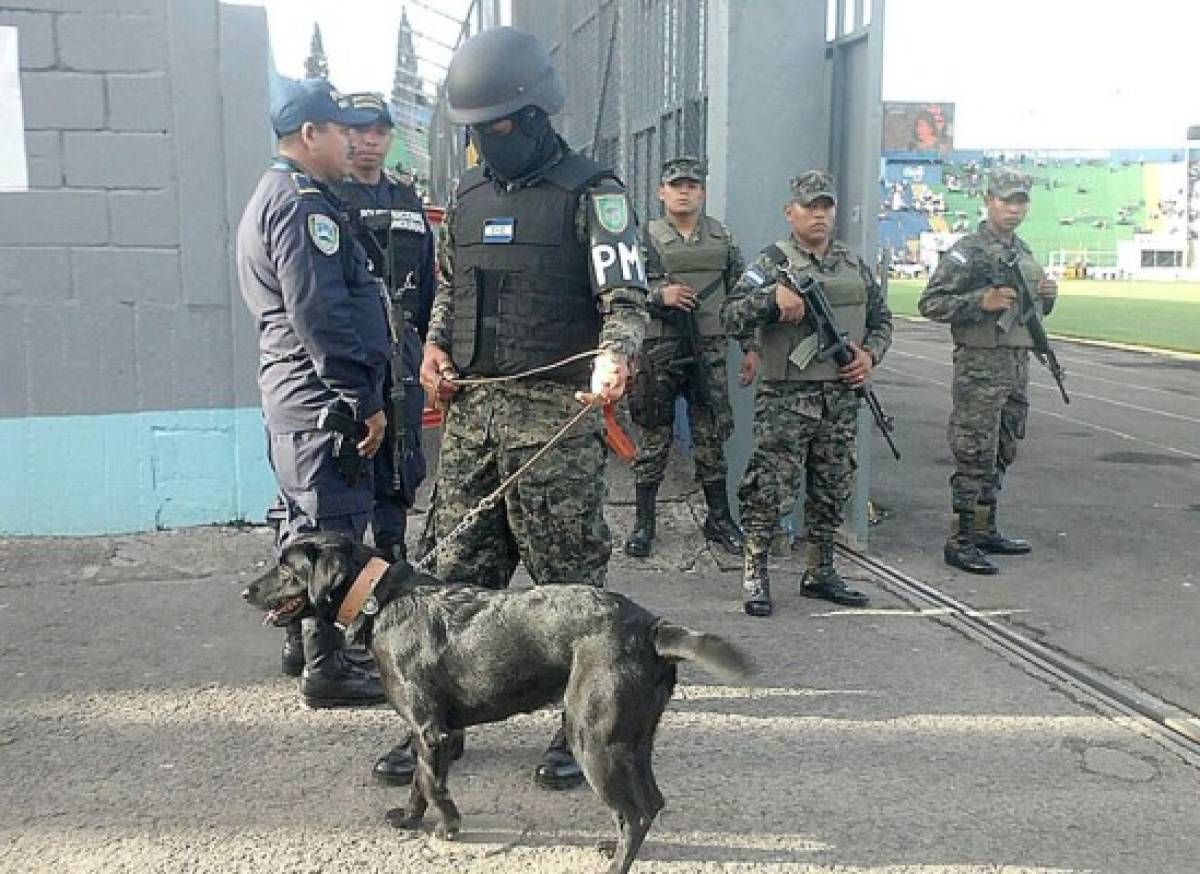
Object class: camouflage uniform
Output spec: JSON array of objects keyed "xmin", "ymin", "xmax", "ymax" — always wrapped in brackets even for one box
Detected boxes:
[
  {"xmin": 918, "ymin": 168, "xmax": 1055, "ymax": 570},
  {"xmin": 633, "ymin": 203, "xmax": 745, "ymax": 485},
  {"xmin": 425, "ymin": 150, "xmax": 647, "ymax": 591},
  {"xmin": 623, "ymin": 156, "xmax": 746, "ymax": 557},
  {"xmin": 722, "ymin": 171, "xmax": 891, "ymax": 613},
  {"xmin": 725, "ymin": 245, "xmax": 892, "ymax": 550}
]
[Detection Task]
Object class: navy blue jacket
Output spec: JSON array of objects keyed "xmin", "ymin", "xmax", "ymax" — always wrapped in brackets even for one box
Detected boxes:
[{"xmin": 237, "ymin": 158, "xmax": 391, "ymax": 431}]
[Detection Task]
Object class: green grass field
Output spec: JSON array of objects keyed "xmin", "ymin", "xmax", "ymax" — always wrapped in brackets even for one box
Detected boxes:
[{"xmin": 888, "ymin": 279, "xmax": 1200, "ymax": 354}]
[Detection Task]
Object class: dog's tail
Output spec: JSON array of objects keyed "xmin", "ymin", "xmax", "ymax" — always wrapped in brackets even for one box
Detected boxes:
[{"xmin": 652, "ymin": 621, "xmax": 756, "ymax": 683}]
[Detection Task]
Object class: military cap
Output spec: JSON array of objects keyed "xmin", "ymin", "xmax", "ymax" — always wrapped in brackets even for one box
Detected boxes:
[
  {"xmin": 344, "ymin": 92, "xmax": 394, "ymax": 127},
  {"xmin": 661, "ymin": 155, "xmax": 706, "ymax": 183},
  {"xmin": 789, "ymin": 170, "xmax": 838, "ymax": 205},
  {"xmin": 987, "ymin": 168, "xmax": 1033, "ymax": 198},
  {"xmin": 271, "ymin": 78, "xmax": 375, "ymax": 137}
]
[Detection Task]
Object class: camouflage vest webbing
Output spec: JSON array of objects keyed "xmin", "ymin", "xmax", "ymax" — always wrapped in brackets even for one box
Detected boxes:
[
  {"xmin": 758, "ymin": 237, "xmax": 869, "ymax": 382},
  {"xmin": 644, "ymin": 215, "xmax": 731, "ymax": 339},
  {"xmin": 950, "ymin": 232, "xmax": 1045, "ymax": 349}
]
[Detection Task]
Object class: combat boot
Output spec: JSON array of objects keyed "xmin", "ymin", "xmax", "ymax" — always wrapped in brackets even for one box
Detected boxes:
[
  {"xmin": 742, "ymin": 547, "xmax": 772, "ymax": 617},
  {"xmin": 700, "ymin": 479, "xmax": 745, "ymax": 554},
  {"xmin": 299, "ymin": 618, "xmax": 386, "ymax": 708},
  {"xmin": 281, "ymin": 620, "xmax": 304, "ymax": 677},
  {"xmin": 973, "ymin": 504, "xmax": 1031, "ymax": 555},
  {"xmin": 799, "ymin": 541, "xmax": 869, "ymax": 607},
  {"xmin": 534, "ymin": 714, "xmax": 584, "ymax": 791},
  {"xmin": 944, "ymin": 510, "xmax": 999, "ymax": 575},
  {"xmin": 623, "ymin": 482, "xmax": 658, "ymax": 558}
]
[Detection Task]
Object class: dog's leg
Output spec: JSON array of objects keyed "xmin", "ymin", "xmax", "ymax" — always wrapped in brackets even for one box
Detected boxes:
[
  {"xmin": 428, "ymin": 730, "xmax": 462, "ymax": 841},
  {"xmin": 388, "ymin": 717, "xmax": 462, "ymax": 841}
]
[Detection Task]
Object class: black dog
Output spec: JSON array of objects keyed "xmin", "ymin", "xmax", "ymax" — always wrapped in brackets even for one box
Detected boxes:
[{"xmin": 245, "ymin": 532, "xmax": 753, "ymax": 873}]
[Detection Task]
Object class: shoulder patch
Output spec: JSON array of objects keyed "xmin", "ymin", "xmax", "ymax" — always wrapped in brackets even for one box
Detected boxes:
[
  {"xmin": 307, "ymin": 213, "xmax": 340, "ymax": 256},
  {"xmin": 593, "ymin": 192, "xmax": 630, "ymax": 234},
  {"xmin": 949, "ymin": 250, "xmax": 969, "ymax": 265}
]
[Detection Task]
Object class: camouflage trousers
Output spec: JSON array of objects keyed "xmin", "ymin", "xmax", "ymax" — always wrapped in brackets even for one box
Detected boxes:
[
  {"xmin": 738, "ymin": 380, "xmax": 859, "ymax": 552},
  {"xmin": 631, "ymin": 335, "xmax": 734, "ymax": 486},
  {"xmin": 428, "ymin": 380, "xmax": 611, "ymax": 590},
  {"xmin": 948, "ymin": 346, "xmax": 1030, "ymax": 510}
]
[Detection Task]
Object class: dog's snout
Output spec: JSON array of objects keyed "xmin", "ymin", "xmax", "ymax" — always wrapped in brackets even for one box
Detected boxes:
[{"xmin": 241, "ymin": 587, "xmax": 252, "ymax": 602}]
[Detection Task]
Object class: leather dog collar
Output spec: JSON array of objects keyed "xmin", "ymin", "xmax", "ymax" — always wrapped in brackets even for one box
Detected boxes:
[{"xmin": 335, "ymin": 556, "xmax": 391, "ymax": 628}]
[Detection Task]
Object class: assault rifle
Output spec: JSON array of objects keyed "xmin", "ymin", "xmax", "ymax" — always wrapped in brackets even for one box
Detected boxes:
[
  {"xmin": 642, "ymin": 236, "xmax": 718, "ymax": 410},
  {"xmin": 997, "ymin": 251, "xmax": 1070, "ymax": 404},
  {"xmin": 317, "ymin": 401, "xmax": 368, "ymax": 486},
  {"xmin": 777, "ymin": 265, "xmax": 902, "ymax": 460}
]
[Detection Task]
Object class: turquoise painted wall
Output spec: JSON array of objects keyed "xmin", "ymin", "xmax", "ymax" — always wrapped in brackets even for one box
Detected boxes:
[{"xmin": 0, "ymin": 407, "xmax": 278, "ymax": 535}]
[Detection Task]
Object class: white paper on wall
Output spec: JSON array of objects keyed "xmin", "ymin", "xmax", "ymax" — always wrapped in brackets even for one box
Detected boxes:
[{"xmin": 0, "ymin": 27, "xmax": 29, "ymax": 193}]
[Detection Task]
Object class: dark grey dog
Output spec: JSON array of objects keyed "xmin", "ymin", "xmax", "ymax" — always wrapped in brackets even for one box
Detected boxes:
[{"xmin": 245, "ymin": 532, "xmax": 753, "ymax": 873}]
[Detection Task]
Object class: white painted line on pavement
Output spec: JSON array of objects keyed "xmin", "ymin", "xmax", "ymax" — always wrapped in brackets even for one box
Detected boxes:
[{"xmin": 880, "ymin": 362, "xmax": 1200, "ymax": 461}]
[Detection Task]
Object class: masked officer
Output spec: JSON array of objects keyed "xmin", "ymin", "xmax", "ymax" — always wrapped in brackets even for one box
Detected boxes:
[
  {"xmin": 334, "ymin": 93, "xmax": 433, "ymax": 561},
  {"xmin": 236, "ymin": 77, "xmax": 387, "ymax": 707},
  {"xmin": 722, "ymin": 171, "xmax": 892, "ymax": 617},
  {"xmin": 918, "ymin": 169, "xmax": 1057, "ymax": 574},
  {"xmin": 624, "ymin": 156, "xmax": 745, "ymax": 558},
  {"xmin": 418, "ymin": 27, "xmax": 648, "ymax": 791}
]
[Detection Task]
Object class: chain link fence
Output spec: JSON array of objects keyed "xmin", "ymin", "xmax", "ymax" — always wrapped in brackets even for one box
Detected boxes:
[{"xmin": 428, "ymin": 0, "xmax": 709, "ymax": 224}]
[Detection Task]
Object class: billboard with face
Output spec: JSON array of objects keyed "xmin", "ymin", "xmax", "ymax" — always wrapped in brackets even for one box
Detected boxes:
[{"xmin": 883, "ymin": 102, "xmax": 955, "ymax": 153}]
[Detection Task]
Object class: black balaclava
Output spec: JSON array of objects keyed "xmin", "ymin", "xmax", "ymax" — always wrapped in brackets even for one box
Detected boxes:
[{"xmin": 470, "ymin": 106, "xmax": 559, "ymax": 183}]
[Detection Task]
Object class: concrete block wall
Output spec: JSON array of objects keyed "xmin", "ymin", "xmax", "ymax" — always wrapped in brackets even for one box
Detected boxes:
[{"xmin": 0, "ymin": 0, "xmax": 276, "ymax": 534}]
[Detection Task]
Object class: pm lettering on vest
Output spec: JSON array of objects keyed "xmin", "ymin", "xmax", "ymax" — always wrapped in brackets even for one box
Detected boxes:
[{"xmin": 590, "ymin": 241, "xmax": 645, "ymax": 289}]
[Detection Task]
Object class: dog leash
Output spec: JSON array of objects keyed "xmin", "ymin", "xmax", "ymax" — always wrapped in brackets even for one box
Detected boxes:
[{"xmin": 412, "ymin": 350, "xmax": 610, "ymax": 575}]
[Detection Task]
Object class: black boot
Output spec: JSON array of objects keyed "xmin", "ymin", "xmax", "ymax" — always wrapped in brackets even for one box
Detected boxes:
[
  {"xmin": 799, "ymin": 541, "xmax": 869, "ymax": 607},
  {"xmin": 299, "ymin": 618, "xmax": 386, "ymax": 708},
  {"xmin": 944, "ymin": 510, "xmax": 999, "ymax": 575},
  {"xmin": 623, "ymin": 482, "xmax": 658, "ymax": 558},
  {"xmin": 534, "ymin": 714, "xmax": 584, "ymax": 791},
  {"xmin": 701, "ymin": 479, "xmax": 745, "ymax": 554},
  {"xmin": 973, "ymin": 504, "xmax": 1031, "ymax": 555},
  {"xmin": 373, "ymin": 732, "xmax": 465, "ymax": 786},
  {"xmin": 742, "ymin": 548, "xmax": 772, "ymax": 617},
  {"xmin": 281, "ymin": 620, "xmax": 304, "ymax": 677}
]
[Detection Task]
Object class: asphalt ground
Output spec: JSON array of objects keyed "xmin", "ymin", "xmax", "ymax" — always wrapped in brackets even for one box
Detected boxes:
[
  {"xmin": 2, "ymin": 322, "xmax": 1199, "ymax": 872},
  {"xmin": 867, "ymin": 318, "xmax": 1200, "ymax": 717}
]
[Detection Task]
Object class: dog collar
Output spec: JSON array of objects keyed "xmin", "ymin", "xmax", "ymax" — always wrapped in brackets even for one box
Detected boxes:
[{"xmin": 335, "ymin": 556, "xmax": 391, "ymax": 628}]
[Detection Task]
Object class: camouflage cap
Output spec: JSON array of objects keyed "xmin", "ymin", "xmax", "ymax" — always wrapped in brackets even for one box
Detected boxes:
[
  {"xmin": 987, "ymin": 168, "xmax": 1033, "ymax": 198},
  {"xmin": 789, "ymin": 170, "xmax": 837, "ymax": 205},
  {"xmin": 661, "ymin": 155, "xmax": 706, "ymax": 183}
]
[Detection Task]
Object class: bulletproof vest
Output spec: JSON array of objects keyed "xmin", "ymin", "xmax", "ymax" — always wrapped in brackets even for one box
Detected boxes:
[
  {"xmin": 451, "ymin": 152, "xmax": 609, "ymax": 381},
  {"xmin": 644, "ymin": 216, "xmax": 731, "ymax": 339},
  {"xmin": 951, "ymin": 232, "xmax": 1045, "ymax": 349},
  {"xmin": 759, "ymin": 237, "xmax": 870, "ymax": 382},
  {"xmin": 335, "ymin": 174, "xmax": 427, "ymax": 322}
]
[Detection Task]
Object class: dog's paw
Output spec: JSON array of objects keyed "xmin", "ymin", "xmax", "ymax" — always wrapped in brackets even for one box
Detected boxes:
[
  {"xmin": 385, "ymin": 807, "xmax": 424, "ymax": 830},
  {"xmin": 595, "ymin": 838, "xmax": 617, "ymax": 859},
  {"xmin": 434, "ymin": 822, "xmax": 461, "ymax": 842}
]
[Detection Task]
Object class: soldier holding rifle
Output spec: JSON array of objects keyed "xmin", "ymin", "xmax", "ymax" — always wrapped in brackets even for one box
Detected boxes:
[
  {"xmin": 624, "ymin": 156, "xmax": 746, "ymax": 558},
  {"xmin": 919, "ymin": 168, "xmax": 1062, "ymax": 576},
  {"xmin": 722, "ymin": 171, "xmax": 893, "ymax": 617}
]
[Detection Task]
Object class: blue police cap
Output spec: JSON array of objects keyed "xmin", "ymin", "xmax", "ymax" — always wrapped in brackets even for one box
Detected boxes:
[
  {"xmin": 271, "ymin": 78, "xmax": 376, "ymax": 137},
  {"xmin": 344, "ymin": 92, "xmax": 394, "ymax": 127}
]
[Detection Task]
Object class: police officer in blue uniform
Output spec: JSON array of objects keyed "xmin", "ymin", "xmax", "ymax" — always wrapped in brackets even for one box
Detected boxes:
[
  {"xmin": 335, "ymin": 92, "xmax": 433, "ymax": 562},
  {"xmin": 236, "ymin": 78, "xmax": 388, "ymax": 708}
]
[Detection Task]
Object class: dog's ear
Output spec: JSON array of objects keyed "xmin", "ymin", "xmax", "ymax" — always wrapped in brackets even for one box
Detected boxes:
[{"xmin": 307, "ymin": 537, "xmax": 353, "ymax": 608}]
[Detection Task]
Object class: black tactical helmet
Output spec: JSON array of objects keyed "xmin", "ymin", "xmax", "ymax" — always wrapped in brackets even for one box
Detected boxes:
[{"xmin": 445, "ymin": 27, "xmax": 565, "ymax": 125}]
